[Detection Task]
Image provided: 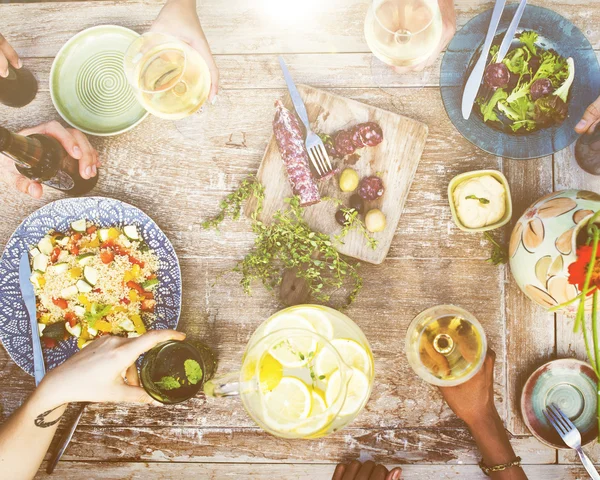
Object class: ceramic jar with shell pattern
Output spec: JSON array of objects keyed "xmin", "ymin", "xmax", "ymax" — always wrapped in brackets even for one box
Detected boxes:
[{"xmin": 509, "ymin": 189, "xmax": 600, "ymax": 314}]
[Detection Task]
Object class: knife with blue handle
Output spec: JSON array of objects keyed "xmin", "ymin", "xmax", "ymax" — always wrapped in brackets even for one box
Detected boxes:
[
  {"xmin": 19, "ymin": 252, "xmax": 46, "ymax": 385},
  {"xmin": 461, "ymin": 0, "xmax": 507, "ymax": 120}
]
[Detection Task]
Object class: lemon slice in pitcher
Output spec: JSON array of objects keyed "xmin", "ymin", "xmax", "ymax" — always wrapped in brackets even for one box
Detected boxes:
[
  {"xmin": 325, "ymin": 368, "xmax": 370, "ymax": 417},
  {"xmin": 291, "ymin": 307, "xmax": 334, "ymax": 339},
  {"xmin": 315, "ymin": 339, "xmax": 371, "ymax": 378},
  {"xmin": 264, "ymin": 314, "xmax": 317, "ymax": 367},
  {"xmin": 264, "ymin": 377, "xmax": 312, "ymax": 428}
]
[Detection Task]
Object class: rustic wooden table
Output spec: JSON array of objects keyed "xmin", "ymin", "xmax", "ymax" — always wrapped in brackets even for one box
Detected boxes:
[{"xmin": 0, "ymin": 0, "xmax": 599, "ymax": 478}]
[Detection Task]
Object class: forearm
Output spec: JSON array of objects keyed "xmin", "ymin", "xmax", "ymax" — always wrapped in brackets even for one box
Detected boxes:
[
  {"xmin": 0, "ymin": 386, "xmax": 67, "ymax": 479},
  {"xmin": 467, "ymin": 409, "xmax": 527, "ymax": 480}
]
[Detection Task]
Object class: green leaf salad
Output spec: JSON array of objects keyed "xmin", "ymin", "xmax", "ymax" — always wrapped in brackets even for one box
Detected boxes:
[{"xmin": 476, "ymin": 31, "xmax": 574, "ymax": 133}]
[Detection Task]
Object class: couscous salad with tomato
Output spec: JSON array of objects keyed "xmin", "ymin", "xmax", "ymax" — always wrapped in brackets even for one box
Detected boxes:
[{"xmin": 29, "ymin": 219, "xmax": 159, "ymax": 349}]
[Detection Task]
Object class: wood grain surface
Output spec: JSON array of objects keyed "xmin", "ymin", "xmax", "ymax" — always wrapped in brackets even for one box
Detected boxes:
[
  {"xmin": 0, "ymin": 0, "xmax": 599, "ymax": 478},
  {"xmin": 252, "ymin": 84, "xmax": 428, "ymax": 264}
]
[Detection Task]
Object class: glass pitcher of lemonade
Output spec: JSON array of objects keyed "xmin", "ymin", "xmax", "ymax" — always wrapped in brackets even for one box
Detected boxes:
[{"xmin": 204, "ymin": 305, "xmax": 374, "ymax": 439}]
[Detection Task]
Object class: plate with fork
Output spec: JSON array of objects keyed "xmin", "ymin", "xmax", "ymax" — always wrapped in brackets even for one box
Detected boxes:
[
  {"xmin": 246, "ymin": 61, "xmax": 429, "ymax": 265},
  {"xmin": 521, "ymin": 358, "xmax": 598, "ymax": 449}
]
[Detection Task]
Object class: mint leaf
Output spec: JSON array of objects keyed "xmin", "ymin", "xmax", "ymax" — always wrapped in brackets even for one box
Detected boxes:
[
  {"xmin": 465, "ymin": 195, "xmax": 490, "ymax": 205},
  {"xmin": 184, "ymin": 359, "xmax": 203, "ymax": 385},
  {"xmin": 155, "ymin": 376, "xmax": 181, "ymax": 391}
]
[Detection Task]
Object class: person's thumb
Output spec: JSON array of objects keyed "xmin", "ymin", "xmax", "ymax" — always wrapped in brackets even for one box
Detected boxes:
[{"xmin": 386, "ymin": 467, "xmax": 403, "ymax": 480}]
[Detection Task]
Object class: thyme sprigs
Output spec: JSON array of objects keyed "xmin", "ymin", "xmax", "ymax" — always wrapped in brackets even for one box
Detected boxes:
[
  {"xmin": 483, "ymin": 231, "xmax": 508, "ymax": 266},
  {"xmin": 202, "ymin": 177, "xmax": 363, "ymax": 306},
  {"xmin": 335, "ymin": 207, "xmax": 378, "ymax": 250},
  {"xmin": 466, "ymin": 194, "xmax": 490, "ymax": 204}
]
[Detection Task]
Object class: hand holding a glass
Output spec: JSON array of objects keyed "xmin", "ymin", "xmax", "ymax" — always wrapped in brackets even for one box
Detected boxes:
[{"xmin": 365, "ymin": 0, "xmax": 456, "ymax": 72}]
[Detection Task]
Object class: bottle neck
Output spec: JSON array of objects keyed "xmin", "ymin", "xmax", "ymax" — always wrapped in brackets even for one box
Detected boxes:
[{"xmin": 0, "ymin": 127, "xmax": 45, "ymax": 170}]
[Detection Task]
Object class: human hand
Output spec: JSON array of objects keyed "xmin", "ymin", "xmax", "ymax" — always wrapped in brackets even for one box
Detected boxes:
[
  {"xmin": 575, "ymin": 95, "xmax": 600, "ymax": 135},
  {"xmin": 37, "ymin": 330, "xmax": 186, "ymax": 408},
  {"xmin": 332, "ymin": 460, "xmax": 402, "ymax": 480},
  {"xmin": 151, "ymin": 0, "xmax": 219, "ymax": 101},
  {"xmin": 0, "ymin": 121, "xmax": 100, "ymax": 199},
  {"xmin": 438, "ymin": 349, "xmax": 497, "ymax": 427},
  {"xmin": 393, "ymin": 0, "xmax": 456, "ymax": 73},
  {"xmin": 0, "ymin": 33, "xmax": 20, "ymax": 78}
]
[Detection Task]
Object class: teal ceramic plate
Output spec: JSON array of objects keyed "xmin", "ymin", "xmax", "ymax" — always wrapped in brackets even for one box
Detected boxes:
[
  {"xmin": 521, "ymin": 359, "xmax": 598, "ymax": 448},
  {"xmin": 50, "ymin": 25, "xmax": 148, "ymax": 136}
]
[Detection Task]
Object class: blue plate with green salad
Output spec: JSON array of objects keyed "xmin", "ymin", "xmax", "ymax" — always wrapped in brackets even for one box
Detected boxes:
[{"xmin": 441, "ymin": 4, "xmax": 600, "ymax": 160}]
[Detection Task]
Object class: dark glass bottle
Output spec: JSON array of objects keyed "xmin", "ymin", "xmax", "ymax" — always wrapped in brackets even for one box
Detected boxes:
[
  {"xmin": 0, "ymin": 126, "xmax": 98, "ymax": 195},
  {"xmin": 575, "ymin": 129, "xmax": 600, "ymax": 176},
  {"xmin": 0, "ymin": 66, "xmax": 38, "ymax": 107}
]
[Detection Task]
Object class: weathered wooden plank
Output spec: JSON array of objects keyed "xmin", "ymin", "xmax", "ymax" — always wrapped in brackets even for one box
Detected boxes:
[
  {"xmin": 1, "ymin": 0, "xmax": 598, "ymax": 58},
  {"xmin": 0, "ymin": 88, "xmax": 499, "ymax": 261},
  {"xmin": 38, "ymin": 426, "xmax": 552, "ymax": 465},
  {"xmin": 0, "ymin": 256, "xmax": 506, "ymax": 430},
  {"xmin": 35, "ymin": 462, "xmax": 597, "ymax": 480},
  {"xmin": 503, "ymin": 157, "xmax": 555, "ymax": 436}
]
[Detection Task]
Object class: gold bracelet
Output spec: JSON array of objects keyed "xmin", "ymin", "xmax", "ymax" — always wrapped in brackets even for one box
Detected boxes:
[{"xmin": 478, "ymin": 456, "xmax": 522, "ymax": 476}]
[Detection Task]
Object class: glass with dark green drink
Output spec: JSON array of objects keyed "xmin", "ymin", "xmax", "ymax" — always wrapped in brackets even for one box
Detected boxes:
[{"xmin": 140, "ymin": 339, "xmax": 216, "ymax": 404}]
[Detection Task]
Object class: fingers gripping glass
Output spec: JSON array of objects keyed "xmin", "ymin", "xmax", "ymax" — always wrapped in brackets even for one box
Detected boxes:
[{"xmin": 124, "ymin": 32, "xmax": 212, "ymax": 120}]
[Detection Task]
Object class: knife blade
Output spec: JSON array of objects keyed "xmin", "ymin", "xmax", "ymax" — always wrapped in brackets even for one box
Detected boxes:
[
  {"xmin": 461, "ymin": 0, "xmax": 508, "ymax": 120},
  {"xmin": 19, "ymin": 252, "xmax": 46, "ymax": 385},
  {"xmin": 496, "ymin": 0, "xmax": 528, "ymax": 62},
  {"xmin": 46, "ymin": 402, "xmax": 89, "ymax": 474},
  {"xmin": 278, "ymin": 57, "xmax": 311, "ymax": 130}
]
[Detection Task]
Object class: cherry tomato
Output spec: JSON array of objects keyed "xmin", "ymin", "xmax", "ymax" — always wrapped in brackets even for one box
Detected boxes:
[
  {"xmin": 52, "ymin": 298, "xmax": 68, "ymax": 309},
  {"xmin": 86, "ymin": 226, "xmax": 97, "ymax": 234},
  {"xmin": 50, "ymin": 247, "xmax": 61, "ymax": 264},
  {"xmin": 128, "ymin": 256, "xmax": 145, "ymax": 268},
  {"xmin": 127, "ymin": 281, "xmax": 144, "ymax": 294},
  {"xmin": 64, "ymin": 312, "xmax": 77, "ymax": 327},
  {"xmin": 100, "ymin": 250, "xmax": 115, "ymax": 264},
  {"xmin": 42, "ymin": 337, "xmax": 57, "ymax": 349}
]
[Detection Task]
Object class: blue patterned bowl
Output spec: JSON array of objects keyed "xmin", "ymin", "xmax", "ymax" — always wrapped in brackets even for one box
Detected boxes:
[
  {"xmin": 0, "ymin": 197, "xmax": 182, "ymax": 376},
  {"xmin": 441, "ymin": 4, "xmax": 600, "ymax": 160}
]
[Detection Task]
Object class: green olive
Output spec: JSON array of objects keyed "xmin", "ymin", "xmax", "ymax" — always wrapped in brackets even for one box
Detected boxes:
[
  {"xmin": 339, "ymin": 168, "xmax": 360, "ymax": 192},
  {"xmin": 365, "ymin": 209, "xmax": 386, "ymax": 233}
]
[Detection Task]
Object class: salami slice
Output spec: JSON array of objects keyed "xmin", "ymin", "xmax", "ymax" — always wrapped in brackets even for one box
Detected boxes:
[{"xmin": 273, "ymin": 100, "xmax": 321, "ymax": 207}]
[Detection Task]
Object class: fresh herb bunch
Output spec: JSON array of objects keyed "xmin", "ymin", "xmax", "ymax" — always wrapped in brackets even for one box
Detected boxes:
[
  {"xmin": 154, "ymin": 359, "xmax": 203, "ymax": 391},
  {"xmin": 483, "ymin": 232, "xmax": 508, "ymax": 266},
  {"xmin": 335, "ymin": 207, "xmax": 378, "ymax": 250},
  {"xmin": 202, "ymin": 178, "xmax": 363, "ymax": 306},
  {"xmin": 201, "ymin": 177, "xmax": 265, "ymax": 229}
]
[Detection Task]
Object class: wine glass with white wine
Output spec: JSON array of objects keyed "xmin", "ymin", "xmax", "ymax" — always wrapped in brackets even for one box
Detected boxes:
[
  {"xmin": 124, "ymin": 32, "xmax": 211, "ymax": 120},
  {"xmin": 364, "ymin": 0, "xmax": 443, "ymax": 68}
]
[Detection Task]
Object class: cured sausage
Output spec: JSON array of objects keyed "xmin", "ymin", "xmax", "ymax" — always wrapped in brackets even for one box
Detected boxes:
[
  {"xmin": 273, "ymin": 100, "xmax": 321, "ymax": 206},
  {"xmin": 322, "ymin": 122, "xmax": 384, "ymax": 158}
]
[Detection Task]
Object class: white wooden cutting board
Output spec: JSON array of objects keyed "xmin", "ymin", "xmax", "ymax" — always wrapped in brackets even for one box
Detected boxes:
[{"xmin": 249, "ymin": 85, "xmax": 428, "ymax": 265}]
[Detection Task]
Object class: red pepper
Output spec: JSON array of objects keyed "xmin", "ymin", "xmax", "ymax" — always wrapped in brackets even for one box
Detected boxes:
[
  {"xmin": 100, "ymin": 250, "xmax": 115, "ymax": 264},
  {"xmin": 70, "ymin": 245, "xmax": 80, "ymax": 255},
  {"xmin": 120, "ymin": 297, "xmax": 131, "ymax": 305},
  {"xmin": 128, "ymin": 255, "xmax": 145, "ymax": 268},
  {"xmin": 42, "ymin": 337, "xmax": 57, "ymax": 349},
  {"xmin": 147, "ymin": 274, "xmax": 157, "ymax": 280},
  {"xmin": 72, "ymin": 233, "xmax": 82, "ymax": 241},
  {"xmin": 142, "ymin": 291, "xmax": 154, "ymax": 300},
  {"xmin": 112, "ymin": 244, "xmax": 128, "ymax": 256},
  {"xmin": 127, "ymin": 281, "xmax": 144, "ymax": 294},
  {"xmin": 86, "ymin": 225, "xmax": 97, "ymax": 234},
  {"xmin": 50, "ymin": 246, "xmax": 61, "ymax": 264},
  {"xmin": 52, "ymin": 298, "xmax": 68, "ymax": 309},
  {"xmin": 64, "ymin": 312, "xmax": 77, "ymax": 327},
  {"xmin": 141, "ymin": 299, "xmax": 156, "ymax": 312},
  {"xmin": 92, "ymin": 288, "xmax": 102, "ymax": 294}
]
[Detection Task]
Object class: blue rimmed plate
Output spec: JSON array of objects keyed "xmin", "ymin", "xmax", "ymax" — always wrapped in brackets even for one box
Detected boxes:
[
  {"xmin": 441, "ymin": 5, "xmax": 600, "ymax": 160},
  {"xmin": 0, "ymin": 197, "xmax": 182, "ymax": 376}
]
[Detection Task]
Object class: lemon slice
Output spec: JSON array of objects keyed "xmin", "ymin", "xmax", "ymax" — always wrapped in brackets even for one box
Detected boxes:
[
  {"xmin": 325, "ymin": 368, "xmax": 370, "ymax": 417},
  {"xmin": 264, "ymin": 313, "xmax": 317, "ymax": 367},
  {"xmin": 291, "ymin": 307, "xmax": 334, "ymax": 340},
  {"xmin": 264, "ymin": 377, "xmax": 312, "ymax": 426},
  {"xmin": 293, "ymin": 389, "xmax": 333, "ymax": 438},
  {"xmin": 315, "ymin": 339, "xmax": 371, "ymax": 378},
  {"xmin": 259, "ymin": 354, "xmax": 283, "ymax": 392}
]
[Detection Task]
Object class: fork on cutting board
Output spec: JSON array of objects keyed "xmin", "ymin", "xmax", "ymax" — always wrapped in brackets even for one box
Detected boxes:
[
  {"xmin": 278, "ymin": 57, "xmax": 333, "ymax": 177},
  {"xmin": 544, "ymin": 403, "xmax": 600, "ymax": 479}
]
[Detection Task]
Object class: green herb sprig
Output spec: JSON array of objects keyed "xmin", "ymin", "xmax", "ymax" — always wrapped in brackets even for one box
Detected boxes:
[
  {"xmin": 202, "ymin": 178, "xmax": 363, "ymax": 306},
  {"xmin": 466, "ymin": 195, "xmax": 490, "ymax": 205},
  {"xmin": 335, "ymin": 207, "xmax": 378, "ymax": 250},
  {"xmin": 483, "ymin": 232, "xmax": 508, "ymax": 266}
]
